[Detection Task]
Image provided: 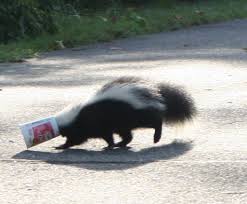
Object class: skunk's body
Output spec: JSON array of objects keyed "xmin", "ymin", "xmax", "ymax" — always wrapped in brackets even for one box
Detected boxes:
[{"xmin": 55, "ymin": 77, "xmax": 196, "ymax": 149}]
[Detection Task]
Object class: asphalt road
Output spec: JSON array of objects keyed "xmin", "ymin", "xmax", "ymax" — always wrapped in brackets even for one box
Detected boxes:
[{"xmin": 1, "ymin": 19, "xmax": 247, "ymax": 203}]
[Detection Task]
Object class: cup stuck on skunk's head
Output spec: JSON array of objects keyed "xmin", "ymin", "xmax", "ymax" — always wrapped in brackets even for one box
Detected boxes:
[{"xmin": 19, "ymin": 117, "xmax": 60, "ymax": 148}]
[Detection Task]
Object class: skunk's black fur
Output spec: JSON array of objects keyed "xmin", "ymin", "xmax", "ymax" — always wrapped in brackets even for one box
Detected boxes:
[{"xmin": 55, "ymin": 77, "xmax": 196, "ymax": 149}]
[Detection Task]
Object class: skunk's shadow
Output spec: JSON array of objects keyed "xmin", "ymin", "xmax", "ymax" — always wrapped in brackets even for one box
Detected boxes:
[{"xmin": 13, "ymin": 140, "xmax": 193, "ymax": 171}]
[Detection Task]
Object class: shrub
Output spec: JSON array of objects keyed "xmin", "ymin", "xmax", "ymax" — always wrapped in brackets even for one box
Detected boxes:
[{"xmin": 0, "ymin": 0, "xmax": 57, "ymax": 44}]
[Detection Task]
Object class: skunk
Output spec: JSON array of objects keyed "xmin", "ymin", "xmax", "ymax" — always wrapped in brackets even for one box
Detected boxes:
[{"xmin": 55, "ymin": 77, "xmax": 196, "ymax": 149}]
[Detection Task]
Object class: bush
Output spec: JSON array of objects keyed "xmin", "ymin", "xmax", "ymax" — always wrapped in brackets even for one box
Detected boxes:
[
  {"xmin": 0, "ymin": 0, "xmax": 57, "ymax": 44},
  {"xmin": 0, "ymin": 0, "xmax": 198, "ymax": 44}
]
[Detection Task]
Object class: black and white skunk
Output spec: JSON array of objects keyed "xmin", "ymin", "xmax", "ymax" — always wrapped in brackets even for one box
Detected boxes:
[{"xmin": 55, "ymin": 77, "xmax": 196, "ymax": 149}]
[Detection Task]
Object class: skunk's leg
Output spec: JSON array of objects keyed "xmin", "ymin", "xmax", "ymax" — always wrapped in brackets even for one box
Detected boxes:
[
  {"xmin": 153, "ymin": 120, "xmax": 163, "ymax": 143},
  {"xmin": 102, "ymin": 133, "xmax": 115, "ymax": 150},
  {"xmin": 115, "ymin": 130, "xmax": 133, "ymax": 148},
  {"xmin": 55, "ymin": 136, "xmax": 87, "ymax": 149},
  {"xmin": 55, "ymin": 138, "xmax": 74, "ymax": 149}
]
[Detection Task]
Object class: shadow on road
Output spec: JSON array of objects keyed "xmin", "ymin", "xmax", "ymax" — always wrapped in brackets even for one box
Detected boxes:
[{"xmin": 13, "ymin": 139, "xmax": 193, "ymax": 171}]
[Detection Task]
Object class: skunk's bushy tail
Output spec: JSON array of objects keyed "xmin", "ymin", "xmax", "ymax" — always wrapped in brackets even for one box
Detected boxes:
[{"xmin": 158, "ymin": 84, "xmax": 196, "ymax": 124}]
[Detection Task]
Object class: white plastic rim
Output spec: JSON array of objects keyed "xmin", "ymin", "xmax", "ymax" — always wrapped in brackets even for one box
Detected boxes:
[{"xmin": 19, "ymin": 116, "xmax": 60, "ymax": 148}]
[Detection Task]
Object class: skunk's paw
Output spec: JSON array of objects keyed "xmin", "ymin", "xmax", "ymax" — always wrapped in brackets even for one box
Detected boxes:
[
  {"xmin": 54, "ymin": 144, "xmax": 70, "ymax": 150},
  {"xmin": 103, "ymin": 145, "xmax": 114, "ymax": 151}
]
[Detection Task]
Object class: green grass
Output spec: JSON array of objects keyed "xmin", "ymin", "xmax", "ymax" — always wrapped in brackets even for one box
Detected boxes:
[{"xmin": 1, "ymin": 0, "xmax": 247, "ymax": 62}]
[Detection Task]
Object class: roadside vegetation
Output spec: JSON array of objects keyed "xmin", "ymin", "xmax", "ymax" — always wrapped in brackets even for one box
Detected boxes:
[{"xmin": 1, "ymin": 0, "xmax": 247, "ymax": 62}]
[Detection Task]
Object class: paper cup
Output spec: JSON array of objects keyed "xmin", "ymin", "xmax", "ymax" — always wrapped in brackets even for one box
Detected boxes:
[{"xmin": 20, "ymin": 117, "xmax": 60, "ymax": 148}]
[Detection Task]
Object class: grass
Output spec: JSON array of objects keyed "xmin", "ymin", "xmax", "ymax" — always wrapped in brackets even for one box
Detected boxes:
[{"xmin": 1, "ymin": 0, "xmax": 247, "ymax": 62}]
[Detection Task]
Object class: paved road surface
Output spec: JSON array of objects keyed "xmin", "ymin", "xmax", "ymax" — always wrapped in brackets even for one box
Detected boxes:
[{"xmin": 1, "ymin": 19, "xmax": 247, "ymax": 203}]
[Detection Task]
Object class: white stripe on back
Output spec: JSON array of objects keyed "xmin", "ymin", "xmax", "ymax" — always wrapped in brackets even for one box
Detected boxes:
[{"xmin": 89, "ymin": 84, "xmax": 165, "ymax": 110}]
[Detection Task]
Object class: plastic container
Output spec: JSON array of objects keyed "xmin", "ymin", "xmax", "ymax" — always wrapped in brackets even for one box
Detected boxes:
[{"xmin": 20, "ymin": 117, "xmax": 60, "ymax": 148}]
